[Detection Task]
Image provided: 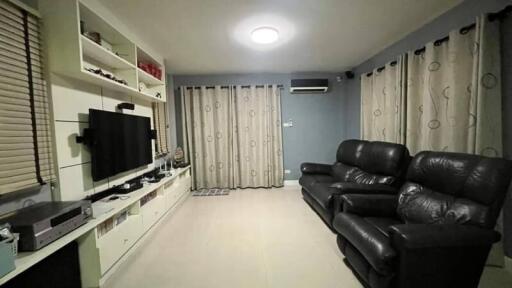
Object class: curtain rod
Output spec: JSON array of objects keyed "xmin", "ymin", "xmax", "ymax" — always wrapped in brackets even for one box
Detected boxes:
[
  {"xmin": 414, "ymin": 5, "xmax": 511, "ymax": 55},
  {"xmin": 179, "ymin": 85, "xmax": 284, "ymax": 89},
  {"xmin": 364, "ymin": 4, "xmax": 511, "ymax": 78},
  {"xmin": 365, "ymin": 60, "xmax": 397, "ymax": 77}
]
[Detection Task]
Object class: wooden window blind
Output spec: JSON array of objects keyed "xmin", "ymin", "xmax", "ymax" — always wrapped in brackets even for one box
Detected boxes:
[
  {"xmin": 152, "ymin": 102, "xmax": 169, "ymax": 156},
  {"xmin": 0, "ymin": 1, "xmax": 55, "ymax": 194}
]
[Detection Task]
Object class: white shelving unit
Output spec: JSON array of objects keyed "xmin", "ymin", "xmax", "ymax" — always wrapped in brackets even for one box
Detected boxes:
[
  {"xmin": 40, "ymin": 0, "xmax": 166, "ymax": 103},
  {"xmin": 136, "ymin": 47, "xmax": 166, "ymax": 100}
]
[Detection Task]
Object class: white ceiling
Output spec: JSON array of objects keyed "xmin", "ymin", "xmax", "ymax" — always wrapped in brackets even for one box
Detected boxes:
[{"xmin": 99, "ymin": 0, "xmax": 462, "ymax": 75}]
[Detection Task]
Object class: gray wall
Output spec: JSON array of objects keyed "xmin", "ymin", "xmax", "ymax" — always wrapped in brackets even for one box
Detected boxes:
[
  {"xmin": 172, "ymin": 73, "xmax": 353, "ymax": 180},
  {"xmin": 344, "ymin": 0, "xmax": 512, "ymax": 257}
]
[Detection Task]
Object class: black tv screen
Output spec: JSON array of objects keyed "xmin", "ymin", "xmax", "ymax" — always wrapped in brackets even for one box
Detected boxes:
[{"xmin": 89, "ymin": 109, "xmax": 152, "ymax": 181}]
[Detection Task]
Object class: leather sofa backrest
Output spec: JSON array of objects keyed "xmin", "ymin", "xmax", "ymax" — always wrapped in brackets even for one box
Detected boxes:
[
  {"xmin": 397, "ymin": 151, "xmax": 512, "ymax": 229},
  {"xmin": 333, "ymin": 140, "xmax": 410, "ymax": 186},
  {"xmin": 336, "ymin": 139, "xmax": 367, "ymax": 166}
]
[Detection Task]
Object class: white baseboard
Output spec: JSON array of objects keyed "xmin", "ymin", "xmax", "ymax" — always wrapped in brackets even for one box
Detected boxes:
[{"xmin": 284, "ymin": 180, "xmax": 299, "ymax": 186}]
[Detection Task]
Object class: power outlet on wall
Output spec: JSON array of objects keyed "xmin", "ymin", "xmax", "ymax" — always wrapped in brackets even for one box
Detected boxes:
[
  {"xmin": 283, "ymin": 119, "xmax": 294, "ymax": 128},
  {"xmin": 284, "ymin": 169, "xmax": 291, "ymax": 174}
]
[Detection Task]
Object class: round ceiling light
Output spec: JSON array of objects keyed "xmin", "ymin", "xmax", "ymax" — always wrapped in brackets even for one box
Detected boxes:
[{"xmin": 251, "ymin": 27, "xmax": 279, "ymax": 44}]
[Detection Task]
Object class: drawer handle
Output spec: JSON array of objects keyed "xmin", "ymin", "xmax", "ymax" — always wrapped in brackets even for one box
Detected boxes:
[{"xmin": 124, "ymin": 239, "xmax": 128, "ymax": 244}]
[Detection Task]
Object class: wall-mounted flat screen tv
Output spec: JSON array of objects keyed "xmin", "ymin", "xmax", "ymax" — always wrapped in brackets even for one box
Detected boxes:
[{"xmin": 88, "ymin": 109, "xmax": 152, "ymax": 181}]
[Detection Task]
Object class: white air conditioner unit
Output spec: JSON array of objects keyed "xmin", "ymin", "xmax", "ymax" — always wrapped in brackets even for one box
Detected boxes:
[{"xmin": 290, "ymin": 79, "xmax": 329, "ymax": 94}]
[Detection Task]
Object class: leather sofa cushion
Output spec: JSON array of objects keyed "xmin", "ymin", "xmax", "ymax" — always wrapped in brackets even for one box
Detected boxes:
[
  {"xmin": 333, "ymin": 213, "xmax": 398, "ymax": 275},
  {"xmin": 397, "ymin": 182, "xmax": 490, "ymax": 227},
  {"xmin": 399, "ymin": 152, "xmax": 512, "ymax": 228},
  {"xmin": 332, "ymin": 162, "xmax": 396, "ymax": 185}
]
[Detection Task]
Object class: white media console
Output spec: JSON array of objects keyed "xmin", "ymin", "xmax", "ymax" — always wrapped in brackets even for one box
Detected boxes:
[{"xmin": 0, "ymin": 167, "xmax": 191, "ymax": 287}]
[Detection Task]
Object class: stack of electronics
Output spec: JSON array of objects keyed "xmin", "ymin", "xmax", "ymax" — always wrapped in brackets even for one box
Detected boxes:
[
  {"xmin": 0, "ymin": 224, "xmax": 17, "ymax": 277},
  {"xmin": 2, "ymin": 201, "xmax": 92, "ymax": 252},
  {"xmin": 143, "ymin": 168, "xmax": 167, "ymax": 183},
  {"xmin": 112, "ymin": 178, "xmax": 143, "ymax": 194}
]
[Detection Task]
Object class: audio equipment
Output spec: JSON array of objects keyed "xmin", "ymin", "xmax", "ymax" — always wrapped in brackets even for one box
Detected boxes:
[{"xmin": 4, "ymin": 201, "xmax": 92, "ymax": 251}]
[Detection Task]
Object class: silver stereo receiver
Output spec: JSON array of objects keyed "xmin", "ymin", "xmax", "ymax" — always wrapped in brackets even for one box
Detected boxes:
[{"xmin": 3, "ymin": 201, "xmax": 92, "ymax": 251}]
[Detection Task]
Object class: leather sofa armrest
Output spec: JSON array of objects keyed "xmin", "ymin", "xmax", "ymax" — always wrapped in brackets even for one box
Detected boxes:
[
  {"xmin": 389, "ymin": 224, "xmax": 500, "ymax": 250},
  {"xmin": 300, "ymin": 162, "xmax": 332, "ymax": 175},
  {"xmin": 341, "ymin": 194, "xmax": 398, "ymax": 217},
  {"xmin": 388, "ymin": 224, "xmax": 501, "ymax": 287}
]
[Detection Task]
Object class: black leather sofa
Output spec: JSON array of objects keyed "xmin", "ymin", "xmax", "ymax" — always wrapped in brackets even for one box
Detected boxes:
[
  {"xmin": 333, "ymin": 151, "xmax": 512, "ymax": 288},
  {"xmin": 299, "ymin": 140, "xmax": 410, "ymax": 229}
]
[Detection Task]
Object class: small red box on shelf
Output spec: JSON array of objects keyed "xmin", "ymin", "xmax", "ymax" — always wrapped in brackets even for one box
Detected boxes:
[{"xmin": 138, "ymin": 62, "xmax": 162, "ymax": 81}]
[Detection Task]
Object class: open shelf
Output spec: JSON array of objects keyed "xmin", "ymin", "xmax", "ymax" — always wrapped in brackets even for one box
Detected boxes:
[
  {"xmin": 81, "ymin": 35, "xmax": 135, "ymax": 70},
  {"xmin": 81, "ymin": 69, "xmax": 165, "ymax": 103},
  {"xmin": 137, "ymin": 68, "xmax": 163, "ymax": 85},
  {"xmin": 137, "ymin": 47, "xmax": 162, "ymax": 69},
  {"xmin": 140, "ymin": 91, "xmax": 165, "ymax": 103}
]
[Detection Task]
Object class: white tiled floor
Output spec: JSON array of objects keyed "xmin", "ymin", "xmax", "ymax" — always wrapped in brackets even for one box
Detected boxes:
[{"xmin": 103, "ymin": 186, "xmax": 512, "ymax": 288}]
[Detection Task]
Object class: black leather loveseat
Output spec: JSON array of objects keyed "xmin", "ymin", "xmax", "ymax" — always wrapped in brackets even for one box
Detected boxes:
[
  {"xmin": 334, "ymin": 151, "xmax": 512, "ymax": 288},
  {"xmin": 299, "ymin": 140, "xmax": 410, "ymax": 229}
]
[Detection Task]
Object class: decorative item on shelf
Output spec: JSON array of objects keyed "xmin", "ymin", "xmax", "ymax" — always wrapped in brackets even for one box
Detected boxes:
[
  {"xmin": 83, "ymin": 31, "xmax": 101, "ymax": 45},
  {"xmin": 138, "ymin": 61, "xmax": 162, "ymax": 80},
  {"xmin": 138, "ymin": 82, "xmax": 147, "ymax": 93},
  {"xmin": 173, "ymin": 147, "xmax": 190, "ymax": 168},
  {"xmin": 84, "ymin": 67, "xmax": 128, "ymax": 86}
]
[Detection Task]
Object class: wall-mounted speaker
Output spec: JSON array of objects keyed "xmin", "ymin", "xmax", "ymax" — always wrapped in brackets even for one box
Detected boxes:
[
  {"xmin": 117, "ymin": 102, "xmax": 135, "ymax": 110},
  {"xmin": 345, "ymin": 71, "xmax": 355, "ymax": 79}
]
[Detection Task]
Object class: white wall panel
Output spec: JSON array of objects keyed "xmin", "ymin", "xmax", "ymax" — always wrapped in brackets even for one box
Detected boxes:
[
  {"xmin": 58, "ymin": 164, "xmax": 94, "ymax": 201},
  {"xmin": 101, "ymin": 89, "xmax": 133, "ymax": 113},
  {"xmin": 50, "ymin": 75, "xmax": 102, "ymax": 122},
  {"xmin": 54, "ymin": 121, "xmax": 91, "ymax": 168}
]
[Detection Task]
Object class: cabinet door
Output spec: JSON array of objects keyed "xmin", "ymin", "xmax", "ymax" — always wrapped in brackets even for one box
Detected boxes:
[
  {"xmin": 97, "ymin": 215, "xmax": 143, "ymax": 275},
  {"xmin": 180, "ymin": 174, "xmax": 191, "ymax": 198},
  {"xmin": 164, "ymin": 182, "xmax": 178, "ymax": 208},
  {"xmin": 141, "ymin": 196, "xmax": 165, "ymax": 232}
]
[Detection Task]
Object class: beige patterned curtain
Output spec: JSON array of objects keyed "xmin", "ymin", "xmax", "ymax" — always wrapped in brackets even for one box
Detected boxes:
[
  {"xmin": 406, "ymin": 15, "xmax": 504, "ymax": 266},
  {"xmin": 406, "ymin": 15, "xmax": 502, "ymax": 156},
  {"xmin": 361, "ymin": 56, "xmax": 406, "ymax": 144},
  {"xmin": 180, "ymin": 85, "xmax": 284, "ymax": 190}
]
